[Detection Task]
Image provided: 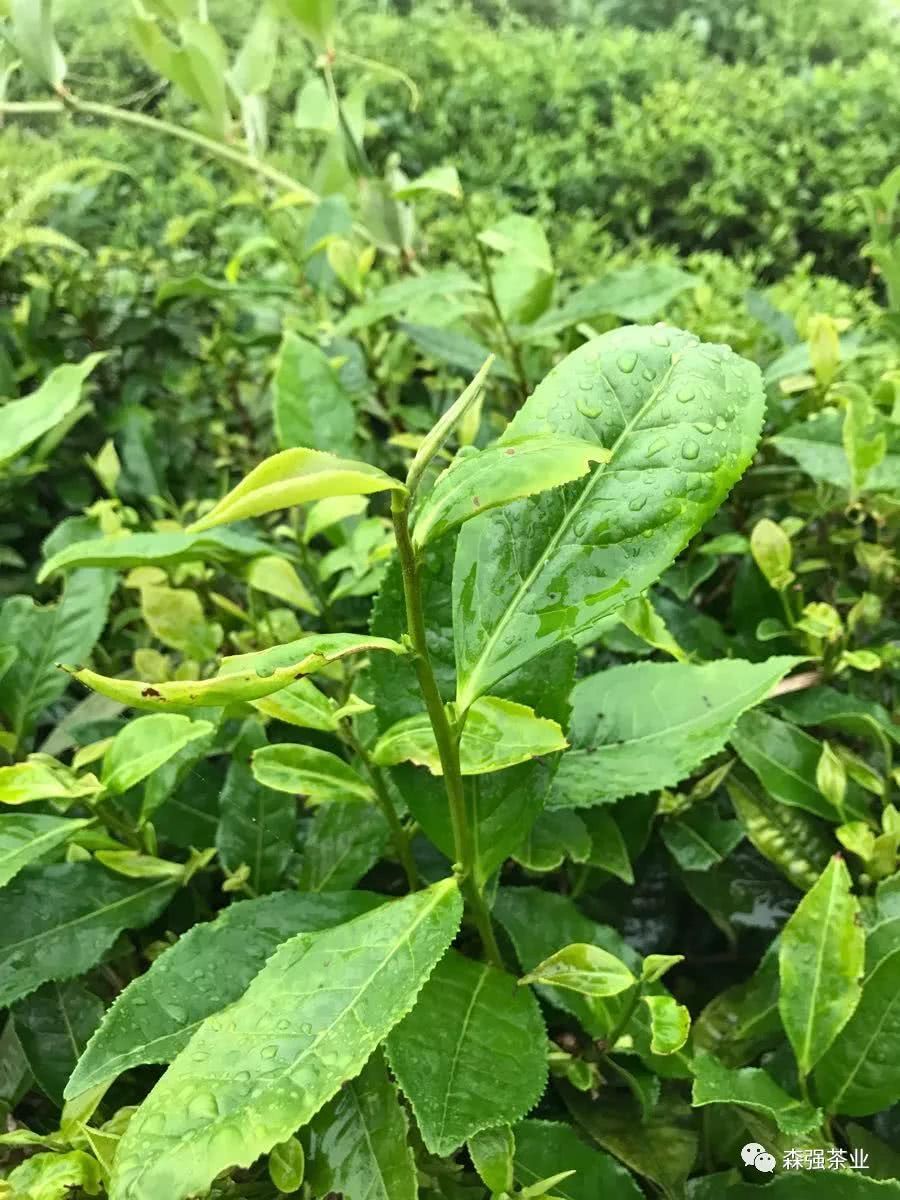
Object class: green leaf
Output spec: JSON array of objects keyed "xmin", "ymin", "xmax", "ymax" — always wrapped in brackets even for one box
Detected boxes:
[
  {"xmin": 394, "ymin": 163, "xmax": 462, "ymax": 200},
  {"xmin": 386, "ymin": 949, "xmax": 547, "ymax": 1156},
  {"xmin": 139, "ymin": 583, "xmax": 222, "ymax": 660},
  {"xmin": 215, "ymin": 720, "xmax": 294, "ymax": 893},
  {"xmin": 779, "ymin": 855, "xmax": 864, "ymax": 1077},
  {"xmin": 251, "ymin": 677, "xmax": 339, "ymax": 730},
  {"xmin": 0, "ymin": 354, "xmax": 102, "ymax": 466},
  {"xmin": 641, "ymin": 955, "xmax": 684, "ymax": 984},
  {"xmin": 773, "ymin": 410, "xmax": 900, "ymax": 494},
  {"xmin": 252, "ymin": 743, "xmax": 373, "ymax": 802},
  {"xmin": 0, "ymin": 863, "xmax": 174, "ymax": 1008},
  {"xmin": 101, "ymin": 715, "xmax": 213, "ymax": 796},
  {"xmin": 562, "ymin": 1087, "xmax": 698, "ymax": 1199},
  {"xmin": 514, "ymin": 1119, "xmax": 643, "ymax": 1200},
  {"xmin": 412, "ymin": 435, "xmax": 611, "ymax": 549},
  {"xmin": 453, "ymin": 327, "xmax": 765, "ymax": 708},
  {"xmin": 268, "ymin": 1135, "xmax": 305, "ymax": 1192},
  {"xmin": 726, "ymin": 770, "xmax": 832, "ymax": 891},
  {"xmin": 551, "ymin": 657, "xmax": 802, "ymax": 809},
  {"xmin": 660, "ymin": 801, "xmax": 744, "ymax": 872},
  {"xmin": 278, "ymin": 0, "xmax": 335, "ymax": 46},
  {"xmin": 188, "ymin": 448, "xmax": 404, "ymax": 533},
  {"xmin": 0, "ymin": 570, "xmax": 114, "ymax": 740},
  {"xmin": 37, "ymin": 528, "xmax": 270, "ymax": 582},
  {"xmin": 372, "ymin": 695, "xmax": 567, "ymax": 776},
  {"xmin": 693, "ymin": 946, "xmax": 783, "ymax": 1067},
  {"xmin": 7, "ymin": 1150, "xmax": 102, "ymax": 1200},
  {"xmin": 524, "ymin": 265, "xmax": 697, "ymax": 338},
  {"xmin": 814, "ymin": 945, "xmax": 900, "ymax": 1116},
  {"xmin": 0, "ymin": 757, "xmax": 101, "ymax": 806},
  {"xmin": 583, "ymin": 809, "xmax": 634, "ymax": 883},
  {"xmin": 469, "ymin": 1125, "xmax": 514, "ymax": 1193},
  {"xmin": 398, "ymin": 322, "xmax": 515, "ymax": 381},
  {"xmin": 732, "ymin": 709, "xmax": 867, "ymax": 820},
  {"xmin": 273, "ymin": 331, "xmax": 355, "ymax": 457},
  {"xmin": 520, "ymin": 943, "xmax": 635, "ymax": 998},
  {"xmin": 246, "ymin": 554, "xmax": 319, "ymax": 614},
  {"xmin": 65, "ymin": 891, "xmax": 381, "ymax": 1099},
  {"xmin": 514, "ymin": 810, "xmax": 592, "ymax": 873},
  {"xmin": 338, "ymin": 269, "xmax": 482, "ymax": 334},
  {"xmin": 691, "ymin": 1052, "xmax": 822, "ymax": 1136},
  {"xmin": 14, "ymin": 981, "xmax": 105, "ymax": 1106},
  {"xmin": 643, "ymin": 995, "xmax": 691, "ymax": 1054},
  {"xmin": 108, "ymin": 879, "xmax": 461, "ymax": 1200},
  {"xmin": 0, "ymin": 814, "xmax": 90, "ymax": 886},
  {"xmin": 307, "ymin": 1048, "xmax": 417, "ymax": 1200},
  {"xmin": 296, "ymin": 801, "xmax": 389, "ymax": 891},
  {"xmin": 67, "ymin": 632, "xmax": 404, "ymax": 711}
]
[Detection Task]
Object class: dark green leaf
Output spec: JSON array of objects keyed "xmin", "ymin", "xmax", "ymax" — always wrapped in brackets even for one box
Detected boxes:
[
  {"xmin": 514, "ymin": 1118, "xmax": 643, "ymax": 1200},
  {"xmin": 691, "ymin": 1052, "xmax": 822, "ymax": 1136},
  {"xmin": 273, "ymin": 331, "xmax": 355, "ymax": 457},
  {"xmin": 14, "ymin": 981, "xmax": 105, "ymax": 1105}
]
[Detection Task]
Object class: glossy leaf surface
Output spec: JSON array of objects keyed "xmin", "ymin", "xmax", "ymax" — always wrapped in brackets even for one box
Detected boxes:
[
  {"xmin": 101, "ymin": 714, "xmax": 213, "ymax": 796},
  {"xmin": 108, "ymin": 879, "xmax": 462, "ymax": 1200},
  {"xmin": 551, "ymin": 657, "xmax": 802, "ymax": 808},
  {"xmin": 37, "ymin": 528, "xmax": 270, "ymax": 582},
  {"xmin": 691, "ymin": 1052, "xmax": 822, "ymax": 1135},
  {"xmin": 387, "ymin": 949, "xmax": 547, "ymax": 1155},
  {"xmin": 252, "ymin": 743, "xmax": 374, "ymax": 802},
  {"xmin": 0, "ymin": 814, "xmax": 90, "ymax": 887},
  {"xmin": 453, "ymin": 326, "xmax": 765, "ymax": 707},
  {"xmin": 514, "ymin": 1119, "xmax": 643, "ymax": 1200}
]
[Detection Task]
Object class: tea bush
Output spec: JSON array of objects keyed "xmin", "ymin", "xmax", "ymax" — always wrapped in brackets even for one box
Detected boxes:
[{"xmin": 0, "ymin": 1, "xmax": 898, "ymax": 1198}]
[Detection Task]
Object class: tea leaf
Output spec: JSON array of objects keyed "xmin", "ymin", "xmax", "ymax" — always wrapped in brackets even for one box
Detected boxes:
[
  {"xmin": 643, "ymin": 995, "xmax": 691, "ymax": 1055},
  {"xmin": 0, "ymin": 354, "xmax": 102, "ymax": 466},
  {"xmin": 387, "ymin": 950, "xmax": 547, "ymax": 1156},
  {"xmin": 38, "ymin": 528, "xmax": 271, "ymax": 582},
  {"xmin": 453, "ymin": 326, "xmax": 764, "ymax": 707},
  {"xmin": 66, "ymin": 891, "xmax": 381, "ymax": 1099},
  {"xmin": 468, "ymin": 1125, "xmax": 515, "ymax": 1193},
  {"xmin": 520, "ymin": 943, "xmax": 636, "ymax": 998},
  {"xmin": 0, "ymin": 757, "xmax": 101, "ymax": 806},
  {"xmin": 108, "ymin": 879, "xmax": 461, "ymax": 1200},
  {"xmin": 188, "ymin": 448, "xmax": 404, "ymax": 532},
  {"xmin": 307, "ymin": 1048, "xmax": 417, "ymax": 1200},
  {"xmin": 13, "ymin": 980, "xmax": 105, "ymax": 1106},
  {"xmin": 692, "ymin": 1052, "xmax": 822, "ymax": 1135},
  {"xmin": 101, "ymin": 714, "xmax": 214, "ymax": 796},
  {"xmin": 296, "ymin": 802, "xmax": 390, "ymax": 891},
  {"xmin": 273, "ymin": 331, "xmax": 355, "ymax": 457},
  {"xmin": 0, "ymin": 814, "xmax": 91, "ymax": 887},
  {"xmin": 0, "ymin": 863, "xmax": 175, "ymax": 1007},
  {"xmin": 551, "ymin": 657, "xmax": 802, "ymax": 808},
  {"xmin": 779, "ymin": 855, "xmax": 864, "ymax": 1077},
  {"xmin": 252, "ymin": 743, "xmax": 374, "ymax": 802},
  {"xmin": 514, "ymin": 1119, "xmax": 643, "ymax": 1200}
]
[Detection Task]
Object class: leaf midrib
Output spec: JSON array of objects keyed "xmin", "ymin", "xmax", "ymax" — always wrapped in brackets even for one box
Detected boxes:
[{"xmin": 459, "ymin": 356, "xmax": 679, "ymax": 706}]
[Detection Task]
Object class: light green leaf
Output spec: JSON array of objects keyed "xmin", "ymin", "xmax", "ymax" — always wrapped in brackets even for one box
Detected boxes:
[
  {"xmin": 108, "ymin": 879, "xmax": 462, "ymax": 1200},
  {"xmin": 453, "ymin": 326, "xmax": 765, "ymax": 708},
  {"xmin": 304, "ymin": 494, "xmax": 369, "ymax": 542},
  {"xmin": 412, "ymin": 435, "xmax": 611, "ymax": 549},
  {"xmin": 520, "ymin": 943, "xmax": 635, "ymax": 998},
  {"xmin": 641, "ymin": 955, "xmax": 685, "ymax": 984},
  {"xmin": 66, "ymin": 891, "xmax": 381, "ymax": 1099},
  {"xmin": 252, "ymin": 743, "xmax": 373, "ymax": 803},
  {"xmin": 0, "ymin": 354, "xmax": 102, "ymax": 467},
  {"xmin": 139, "ymin": 583, "xmax": 222, "ymax": 660},
  {"xmin": 469, "ymin": 1125, "xmax": 514, "ymax": 1194},
  {"xmin": 524, "ymin": 265, "xmax": 697, "ymax": 338},
  {"xmin": 514, "ymin": 1120, "xmax": 643, "ymax": 1200},
  {"xmin": 750, "ymin": 518, "xmax": 794, "ymax": 591},
  {"xmin": 189, "ymin": 448, "xmax": 404, "ymax": 532},
  {"xmin": 247, "ymin": 554, "xmax": 318, "ymax": 614},
  {"xmin": 37, "ymin": 528, "xmax": 270, "ymax": 582},
  {"xmin": 0, "ymin": 757, "xmax": 100, "ymax": 807},
  {"xmin": 726, "ymin": 770, "xmax": 832, "ymax": 891},
  {"xmin": 583, "ymin": 809, "xmax": 634, "ymax": 883},
  {"xmin": 9, "ymin": 0, "xmax": 65, "ymax": 87},
  {"xmin": 278, "ymin": 0, "xmax": 335, "ymax": 46},
  {"xmin": 307, "ymin": 1048, "xmax": 417, "ymax": 1200},
  {"xmin": 387, "ymin": 949, "xmax": 547, "ymax": 1156},
  {"xmin": 227, "ymin": 2, "xmax": 279, "ymax": 98},
  {"xmin": 394, "ymin": 164, "xmax": 462, "ymax": 200},
  {"xmin": 691, "ymin": 1052, "xmax": 822, "ymax": 1136},
  {"xmin": 514, "ymin": 810, "xmax": 591, "ymax": 873},
  {"xmin": 7, "ymin": 1150, "xmax": 102, "ymax": 1200},
  {"xmin": 0, "ymin": 814, "xmax": 91, "ymax": 887},
  {"xmin": 296, "ymin": 801, "xmax": 389, "ymax": 891},
  {"xmin": 773, "ymin": 410, "xmax": 900, "ymax": 494},
  {"xmin": 643, "ymin": 995, "xmax": 690, "ymax": 1054},
  {"xmin": 67, "ymin": 632, "xmax": 404, "ymax": 711},
  {"xmin": 373, "ymin": 695, "xmax": 567, "ymax": 776},
  {"xmin": 273, "ymin": 331, "xmax": 355, "ymax": 457},
  {"xmin": 251, "ymin": 677, "xmax": 339, "ymax": 730},
  {"xmin": 779, "ymin": 855, "xmax": 864, "ymax": 1077},
  {"xmin": 269, "ymin": 1136, "xmax": 305, "ymax": 1192},
  {"xmin": 551, "ymin": 657, "xmax": 802, "ymax": 809},
  {"xmin": 338, "ymin": 269, "xmax": 482, "ymax": 335},
  {"xmin": 0, "ymin": 863, "xmax": 175, "ymax": 1008},
  {"xmin": 101, "ymin": 715, "xmax": 213, "ymax": 796}
]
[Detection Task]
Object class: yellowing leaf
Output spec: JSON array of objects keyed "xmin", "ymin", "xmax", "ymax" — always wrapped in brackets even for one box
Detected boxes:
[
  {"xmin": 188, "ymin": 448, "xmax": 405, "ymax": 532},
  {"xmin": 0, "ymin": 756, "xmax": 101, "ymax": 807},
  {"xmin": 372, "ymin": 696, "xmax": 567, "ymax": 776}
]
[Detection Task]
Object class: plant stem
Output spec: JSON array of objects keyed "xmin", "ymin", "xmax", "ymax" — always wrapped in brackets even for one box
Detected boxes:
[
  {"xmin": 390, "ymin": 491, "xmax": 502, "ymax": 965},
  {"xmin": 343, "ymin": 724, "xmax": 419, "ymax": 893},
  {"xmin": 462, "ymin": 194, "xmax": 530, "ymax": 404},
  {"xmin": 0, "ymin": 98, "xmax": 318, "ymax": 203}
]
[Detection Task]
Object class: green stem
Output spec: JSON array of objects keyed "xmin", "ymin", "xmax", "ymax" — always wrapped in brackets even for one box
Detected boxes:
[
  {"xmin": 390, "ymin": 492, "xmax": 502, "ymax": 966},
  {"xmin": 462, "ymin": 194, "xmax": 530, "ymax": 404},
  {"xmin": 603, "ymin": 982, "xmax": 644, "ymax": 1052},
  {"xmin": 0, "ymin": 97, "xmax": 318, "ymax": 203},
  {"xmin": 343, "ymin": 724, "xmax": 419, "ymax": 893}
]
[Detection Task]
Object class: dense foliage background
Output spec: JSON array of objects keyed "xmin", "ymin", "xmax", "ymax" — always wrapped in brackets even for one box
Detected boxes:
[{"xmin": 0, "ymin": 0, "xmax": 898, "ymax": 1197}]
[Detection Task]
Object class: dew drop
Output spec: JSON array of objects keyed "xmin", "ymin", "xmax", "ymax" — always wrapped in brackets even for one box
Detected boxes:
[
  {"xmin": 575, "ymin": 394, "xmax": 603, "ymax": 420},
  {"xmin": 676, "ymin": 387, "xmax": 695, "ymax": 404},
  {"xmin": 652, "ymin": 329, "xmax": 670, "ymax": 347},
  {"xmin": 255, "ymin": 666, "xmax": 275, "ymax": 679},
  {"xmin": 642, "ymin": 367, "xmax": 655, "ymax": 382},
  {"xmin": 143, "ymin": 1114, "xmax": 165, "ymax": 1135},
  {"xmin": 169, "ymin": 1005, "xmax": 187, "ymax": 1023},
  {"xmin": 188, "ymin": 1091, "xmax": 219, "ymax": 1120},
  {"xmin": 629, "ymin": 495, "xmax": 647, "ymax": 512},
  {"xmin": 617, "ymin": 351, "xmax": 637, "ymax": 374},
  {"xmin": 647, "ymin": 436, "xmax": 668, "ymax": 458},
  {"xmin": 276, "ymin": 1019, "xmax": 291, "ymax": 1031},
  {"xmin": 261, "ymin": 1045, "xmax": 278, "ymax": 1060},
  {"xmin": 301, "ymin": 1022, "xmax": 313, "ymax": 1035},
  {"xmin": 681, "ymin": 439, "xmax": 700, "ymax": 460},
  {"xmin": 695, "ymin": 422, "xmax": 714, "ymax": 435},
  {"xmin": 235, "ymin": 1070, "xmax": 251, "ymax": 1084},
  {"xmin": 715, "ymin": 414, "xmax": 727, "ymax": 430}
]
